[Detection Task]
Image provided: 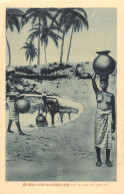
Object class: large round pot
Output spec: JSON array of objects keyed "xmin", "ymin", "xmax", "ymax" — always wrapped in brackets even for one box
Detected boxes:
[
  {"xmin": 15, "ymin": 98, "xmax": 30, "ymax": 113},
  {"xmin": 36, "ymin": 113, "xmax": 46, "ymax": 124},
  {"xmin": 93, "ymin": 51, "xmax": 116, "ymax": 76}
]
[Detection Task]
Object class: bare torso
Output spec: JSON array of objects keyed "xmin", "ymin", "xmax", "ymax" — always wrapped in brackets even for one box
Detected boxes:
[{"xmin": 96, "ymin": 91, "xmax": 113, "ymax": 111}]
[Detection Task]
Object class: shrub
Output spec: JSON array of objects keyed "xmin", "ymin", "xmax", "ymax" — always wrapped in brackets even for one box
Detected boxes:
[
  {"xmin": 15, "ymin": 66, "xmax": 34, "ymax": 74},
  {"xmin": 59, "ymin": 63, "xmax": 64, "ymax": 69},
  {"xmin": 75, "ymin": 64, "xmax": 82, "ymax": 76}
]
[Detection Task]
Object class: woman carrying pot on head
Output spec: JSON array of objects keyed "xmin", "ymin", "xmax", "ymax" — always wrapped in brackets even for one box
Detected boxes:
[
  {"xmin": 91, "ymin": 73, "xmax": 116, "ymax": 167},
  {"xmin": 6, "ymin": 68, "xmax": 26, "ymax": 135}
]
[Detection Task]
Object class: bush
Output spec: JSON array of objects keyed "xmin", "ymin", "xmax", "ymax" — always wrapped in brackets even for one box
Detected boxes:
[
  {"xmin": 59, "ymin": 63, "xmax": 64, "ymax": 69},
  {"xmin": 15, "ymin": 66, "xmax": 34, "ymax": 74},
  {"xmin": 53, "ymin": 62, "xmax": 58, "ymax": 66},
  {"xmin": 39, "ymin": 63, "xmax": 73, "ymax": 77},
  {"xmin": 75, "ymin": 64, "xmax": 82, "ymax": 76}
]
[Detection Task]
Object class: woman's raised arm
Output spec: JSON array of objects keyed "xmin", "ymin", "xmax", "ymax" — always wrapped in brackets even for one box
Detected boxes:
[{"xmin": 91, "ymin": 73, "xmax": 99, "ymax": 94}]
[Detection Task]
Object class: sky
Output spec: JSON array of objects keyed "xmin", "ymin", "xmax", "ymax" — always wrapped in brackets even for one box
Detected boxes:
[{"xmin": 6, "ymin": 8, "xmax": 117, "ymax": 66}]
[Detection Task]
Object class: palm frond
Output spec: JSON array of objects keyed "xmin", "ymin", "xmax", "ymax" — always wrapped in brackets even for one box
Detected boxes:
[
  {"xmin": 49, "ymin": 25, "xmax": 63, "ymax": 33},
  {"xmin": 29, "ymin": 27, "xmax": 39, "ymax": 32},
  {"xmin": 32, "ymin": 23, "xmax": 43, "ymax": 28},
  {"xmin": 51, "ymin": 37, "xmax": 58, "ymax": 47},
  {"xmin": 25, "ymin": 8, "xmax": 37, "ymax": 16},
  {"xmin": 69, "ymin": 10, "xmax": 89, "ymax": 29},
  {"xmin": 32, "ymin": 16, "xmax": 38, "ymax": 26},
  {"xmin": 21, "ymin": 45, "xmax": 28, "ymax": 50},
  {"xmin": 26, "ymin": 52, "xmax": 30, "ymax": 61},
  {"xmin": 12, "ymin": 17, "xmax": 20, "ymax": 32},
  {"xmin": 74, "ymin": 8, "xmax": 88, "ymax": 18},
  {"xmin": 27, "ymin": 31, "xmax": 39, "ymax": 41},
  {"xmin": 21, "ymin": 40, "xmax": 37, "ymax": 63},
  {"xmin": 6, "ymin": 8, "xmax": 24, "ymax": 32},
  {"xmin": 6, "ymin": 8, "xmax": 24, "ymax": 17}
]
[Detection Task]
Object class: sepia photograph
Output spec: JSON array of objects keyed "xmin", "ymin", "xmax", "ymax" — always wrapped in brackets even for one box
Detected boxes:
[{"xmin": 5, "ymin": 7, "xmax": 117, "ymax": 182}]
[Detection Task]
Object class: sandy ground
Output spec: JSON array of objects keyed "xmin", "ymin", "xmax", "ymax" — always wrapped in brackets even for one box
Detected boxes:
[{"xmin": 6, "ymin": 75, "xmax": 117, "ymax": 181}]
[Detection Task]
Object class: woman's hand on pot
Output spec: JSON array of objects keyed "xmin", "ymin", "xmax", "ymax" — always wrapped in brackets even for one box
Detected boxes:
[{"xmin": 91, "ymin": 73, "xmax": 96, "ymax": 79}]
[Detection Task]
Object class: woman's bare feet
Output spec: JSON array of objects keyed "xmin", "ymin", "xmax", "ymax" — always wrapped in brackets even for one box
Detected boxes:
[
  {"xmin": 96, "ymin": 160, "xmax": 102, "ymax": 167},
  {"xmin": 105, "ymin": 160, "xmax": 113, "ymax": 167}
]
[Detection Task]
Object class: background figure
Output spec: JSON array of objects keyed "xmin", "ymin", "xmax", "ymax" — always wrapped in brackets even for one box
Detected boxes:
[
  {"xmin": 6, "ymin": 68, "xmax": 26, "ymax": 135},
  {"xmin": 91, "ymin": 73, "xmax": 115, "ymax": 167}
]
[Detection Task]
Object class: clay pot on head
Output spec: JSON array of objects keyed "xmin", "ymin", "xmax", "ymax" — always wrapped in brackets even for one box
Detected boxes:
[
  {"xmin": 93, "ymin": 51, "xmax": 116, "ymax": 76},
  {"xmin": 15, "ymin": 98, "xmax": 30, "ymax": 113}
]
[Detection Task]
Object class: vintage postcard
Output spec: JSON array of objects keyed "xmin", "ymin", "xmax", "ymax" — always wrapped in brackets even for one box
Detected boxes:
[{"xmin": 0, "ymin": 0, "xmax": 124, "ymax": 193}]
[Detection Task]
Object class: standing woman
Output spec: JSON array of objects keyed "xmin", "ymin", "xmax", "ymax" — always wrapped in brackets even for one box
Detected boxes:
[
  {"xmin": 91, "ymin": 73, "xmax": 116, "ymax": 167},
  {"xmin": 6, "ymin": 68, "xmax": 25, "ymax": 135}
]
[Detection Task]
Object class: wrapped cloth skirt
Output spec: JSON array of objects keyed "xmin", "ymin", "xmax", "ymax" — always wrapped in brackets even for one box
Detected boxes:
[
  {"xmin": 94, "ymin": 108, "xmax": 112, "ymax": 149},
  {"xmin": 8, "ymin": 99, "xmax": 19, "ymax": 122}
]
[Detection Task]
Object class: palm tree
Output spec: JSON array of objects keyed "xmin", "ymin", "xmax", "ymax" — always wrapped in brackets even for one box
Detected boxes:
[
  {"xmin": 6, "ymin": 8, "xmax": 24, "ymax": 66},
  {"xmin": 40, "ymin": 26, "xmax": 62, "ymax": 65},
  {"xmin": 28, "ymin": 25, "xmax": 61, "ymax": 65},
  {"xmin": 66, "ymin": 11, "xmax": 89, "ymax": 63},
  {"xmin": 52, "ymin": 8, "xmax": 89, "ymax": 63},
  {"xmin": 22, "ymin": 8, "xmax": 58, "ymax": 65},
  {"xmin": 53, "ymin": 9, "xmax": 71, "ymax": 63},
  {"xmin": 21, "ymin": 41, "xmax": 37, "ymax": 66}
]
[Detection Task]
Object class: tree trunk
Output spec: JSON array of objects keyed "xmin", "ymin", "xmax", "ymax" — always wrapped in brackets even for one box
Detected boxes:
[
  {"xmin": 6, "ymin": 36, "xmax": 11, "ymax": 66},
  {"xmin": 37, "ymin": 18, "xmax": 41, "ymax": 65},
  {"xmin": 29, "ymin": 56, "xmax": 31, "ymax": 66},
  {"xmin": 44, "ymin": 43, "xmax": 47, "ymax": 65},
  {"xmin": 37, "ymin": 35, "xmax": 40, "ymax": 65},
  {"xmin": 66, "ymin": 26, "xmax": 74, "ymax": 64},
  {"xmin": 60, "ymin": 31, "xmax": 65, "ymax": 63}
]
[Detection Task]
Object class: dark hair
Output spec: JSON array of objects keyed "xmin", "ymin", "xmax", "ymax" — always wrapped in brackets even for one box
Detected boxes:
[{"xmin": 100, "ymin": 76, "xmax": 109, "ymax": 83}]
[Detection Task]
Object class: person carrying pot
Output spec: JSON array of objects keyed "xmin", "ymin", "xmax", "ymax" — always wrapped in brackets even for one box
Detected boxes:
[
  {"xmin": 6, "ymin": 68, "xmax": 26, "ymax": 135},
  {"xmin": 91, "ymin": 73, "xmax": 116, "ymax": 167}
]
